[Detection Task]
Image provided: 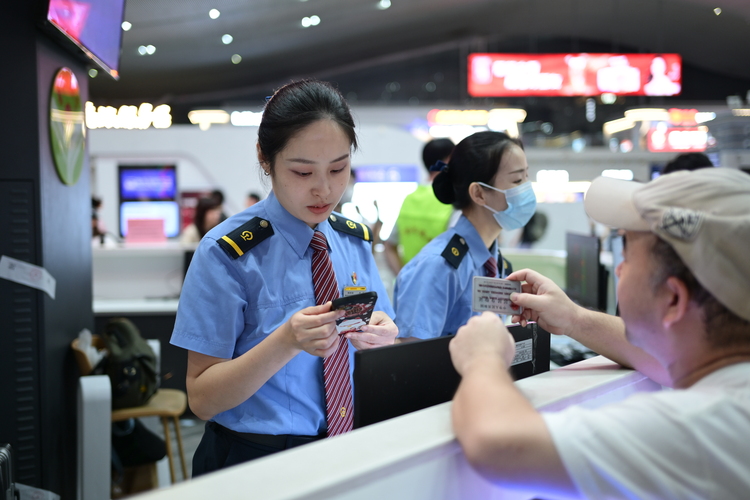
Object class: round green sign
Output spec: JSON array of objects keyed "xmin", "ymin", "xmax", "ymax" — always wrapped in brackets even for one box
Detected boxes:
[{"xmin": 50, "ymin": 68, "xmax": 85, "ymax": 186}]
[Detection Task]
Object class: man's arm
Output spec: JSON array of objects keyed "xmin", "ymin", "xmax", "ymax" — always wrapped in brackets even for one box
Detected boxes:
[
  {"xmin": 450, "ymin": 313, "xmax": 577, "ymax": 497},
  {"xmin": 507, "ymin": 268, "xmax": 670, "ymax": 386}
]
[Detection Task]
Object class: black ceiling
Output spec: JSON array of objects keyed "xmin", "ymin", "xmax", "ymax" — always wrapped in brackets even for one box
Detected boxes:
[{"xmin": 88, "ymin": 0, "xmax": 750, "ymax": 127}]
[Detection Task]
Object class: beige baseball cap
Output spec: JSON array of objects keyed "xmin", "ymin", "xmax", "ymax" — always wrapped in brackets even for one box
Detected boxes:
[{"xmin": 584, "ymin": 168, "xmax": 750, "ymax": 322}]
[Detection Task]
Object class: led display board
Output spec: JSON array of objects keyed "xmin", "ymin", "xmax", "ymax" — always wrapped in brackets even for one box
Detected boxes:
[{"xmin": 468, "ymin": 53, "xmax": 682, "ymax": 97}]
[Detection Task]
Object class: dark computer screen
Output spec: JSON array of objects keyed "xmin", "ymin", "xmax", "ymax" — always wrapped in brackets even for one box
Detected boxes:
[
  {"xmin": 566, "ymin": 232, "xmax": 607, "ymax": 311},
  {"xmin": 353, "ymin": 323, "xmax": 550, "ymax": 429}
]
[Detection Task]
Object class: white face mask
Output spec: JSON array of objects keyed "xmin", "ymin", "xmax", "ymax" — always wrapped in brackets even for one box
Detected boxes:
[{"xmin": 477, "ymin": 181, "xmax": 537, "ymax": 230}]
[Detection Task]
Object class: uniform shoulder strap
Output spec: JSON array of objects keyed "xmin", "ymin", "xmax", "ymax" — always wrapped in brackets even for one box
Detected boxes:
[
  {"xmin": 441, "ymin": 234, "xmax": 469, "ymax": 269},
  {"xmin": 496, "ymin": 249, "xmax": 513, "ymax": 277},
  {"xmin": 501, "ymin": 256, "xmax": 513, "ymax": 277},
  {"xmin": 328, "ymin": 214, "xmax": 372, "ymax": 242},
  {"xmin": 217, "ymin": 217, "xmax": 274, "ymax": 259}
]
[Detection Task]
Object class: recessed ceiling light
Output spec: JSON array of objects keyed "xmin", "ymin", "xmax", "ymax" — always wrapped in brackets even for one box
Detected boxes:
[
  {"xmin": 377, "ymin": 0, "xmax": 391, "ymax": 10},
  {"xmin": 310, "ymin": 15, "xmax": 320, "ymax": 25},
  {"xmin": 222, "ymin": 34, "xmax": 233, "ymax": 44},
  {"xmin": 713, "ymin": 7, "xmax": 721, "ymax": 15},
  {"xmin": 121, "ymin": 21, "xmax": 132, "ymax": 31},
  {"xmin": 88, "ymin": 69, "xmax": 98, "ymax": 78},
  {"xmin": 146, "ymin": 45, "xmax": 156, "ymax": 55},
  {"xmin": 209, "ymin": 8, "xmax": 220, "ymax": 19},
  {"xmin": 301, "ymin": 17, "xmax": 311, "ymax": 27},
  {"xmin": 231, "ymin": 54, "xmax": 242, "ymax": 64},
  {"xmin": 138, "ymin": 45, "xmax": 147, "ymax": 55}
]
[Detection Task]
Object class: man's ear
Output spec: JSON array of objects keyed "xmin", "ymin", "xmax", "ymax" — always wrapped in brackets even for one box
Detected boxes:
[
  {"xmin": 468, "ymin": 182, "xmax": 487, "ymax": 206},
  {"xmin": 662, "ymin": 276, "xmax": 691, "ymax": 329}
]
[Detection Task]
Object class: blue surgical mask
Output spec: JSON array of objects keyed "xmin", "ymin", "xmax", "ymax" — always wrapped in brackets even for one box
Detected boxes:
[{"xmin": 477, "ymin": 181, "xmax": 537, "ymax": 230}]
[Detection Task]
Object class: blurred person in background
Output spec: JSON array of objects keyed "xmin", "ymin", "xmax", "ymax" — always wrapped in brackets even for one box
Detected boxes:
[
  {"xmin": 210, "ymin": 188, "xmax": 229, "ymax": 222},
  {"xmin": 662, "ymin": 152, "xmax": 713, "ymax": 175},
  {"xmin": 384, "ymin": 138, "xmax": 455, "ymax": 275},
  {"xmin": 394, "ymin": 131, "xmax": 535, "ymax": 340},
  {"xmin": 180, "ymin": 196, "xmax": 223, "ymax": 244},
  {"xmin": 246, "ymin": 192, "xmax": 262, "ymax": 207}
]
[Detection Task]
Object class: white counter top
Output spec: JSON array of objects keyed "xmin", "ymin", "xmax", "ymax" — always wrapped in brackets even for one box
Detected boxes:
[
  {"xmin": 93, "ymin": 299, "xmax": 180, "ymax": 315},
  {"xmin": 134, "ymin": 356, "xmax": 661, "ymax": 500}
]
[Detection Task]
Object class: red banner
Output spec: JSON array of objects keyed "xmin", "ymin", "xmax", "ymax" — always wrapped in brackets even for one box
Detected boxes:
[
  {"xmin": 647, "ymin": 127, "xmax": 708, "ymax": 153},
  {"xmin": 468, "ymin": 53, "xmax": 682, "ymax": 97}
]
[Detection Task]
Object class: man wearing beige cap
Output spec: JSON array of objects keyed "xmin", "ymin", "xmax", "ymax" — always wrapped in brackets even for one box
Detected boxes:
[{"xmin": 449, "ymin": 168, "xmax": 750, "ymax": 499}]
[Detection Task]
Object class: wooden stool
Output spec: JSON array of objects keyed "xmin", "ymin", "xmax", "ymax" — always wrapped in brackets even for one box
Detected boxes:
[{"xmin": 72, "ymin": 336, "xmax": 189, "ymax": 483}]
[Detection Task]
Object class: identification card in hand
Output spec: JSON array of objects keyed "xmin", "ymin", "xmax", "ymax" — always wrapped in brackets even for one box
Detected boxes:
[
  {"xmin": 331, "ymin": 291, "xmax": 377, "ymax": 335},
  {"xmin": 472, "ymin": 276, "xmax": 522, "ymax": 315}
]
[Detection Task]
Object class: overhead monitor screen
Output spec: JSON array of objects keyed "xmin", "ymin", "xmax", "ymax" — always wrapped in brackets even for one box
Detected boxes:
[
  {"xmin": 46, "ymin": 0, "xmax": 126, "ymax": 78},
  {"xmin": 468, "ymin": 53, "xmax": 682, "ymax": 97}
]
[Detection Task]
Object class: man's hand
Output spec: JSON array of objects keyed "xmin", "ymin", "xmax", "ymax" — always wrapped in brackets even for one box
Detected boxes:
[
  {"xmin": 506, "ymin": 268, "xmax": 583, "ymax": 337},
  {"xmin": 345, "ymin": 310, "xmax": 398, "ymax": 350},
  {"xmin": 450, "ymin": 312, "xmax": 515, "ymax": 375}
]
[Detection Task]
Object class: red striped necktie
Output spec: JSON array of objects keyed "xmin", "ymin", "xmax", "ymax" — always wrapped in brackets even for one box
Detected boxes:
[
  {"xmin": 484, "ymin": 256, "xmax": 498, "ymax": 278},
  {"xmin": 310, "ymin": 230, "xmax": 353, "ymax": 437}
]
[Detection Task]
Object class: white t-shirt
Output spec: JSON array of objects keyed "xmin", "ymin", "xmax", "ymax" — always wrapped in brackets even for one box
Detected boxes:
[{"xmin": 543, "ymin": 362, "xmax": 750, "ymax": 499}]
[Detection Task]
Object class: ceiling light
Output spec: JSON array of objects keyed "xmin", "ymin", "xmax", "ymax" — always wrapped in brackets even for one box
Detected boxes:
[
  {"xmin": 310, "ymin": 15, "xmax": 320, "ymax": 25},
  {"xmin": 222, "ymin": 34, "xmax": 233, "ymax": 44},
  {"xmin": 88, "ymin": 69, "xmax": 98, "ymax": 78},
  {"xmin": 714, "ymin": 7, "xmax": 721, "ymax": 15},
  {"xmin": 377, "ymin": 0, "xmax": 391, "ymax": 9},
  {"xmin": 209, "ymin": 9, "xmax": 220, "ymax": 19},
  {"xmin": 600, "ymin": 92, "xmax": 617, "ymax": 105},
  {"xmin": 137, "ymin": 45, "xmax": 148, "ymax": 55},
  {"xmin": 301, "ymin": 17, "xmax": 311, "ymax": 28},
  {"xmin": 231, "ymin": 54, "xmax": 242, "ymax": 64},
  {"xmin": 121, "ymin": 21, "xmax": 132, "ymax": 31},
  {"xmin": 188, "ymin": 109, "xmax": 230, "ymax": 131},
  {"xmin": 623, "ymin": 108, "xmax": 669, "ymax": 122},
  {"xmin": 146, "ymin": 45, "xmax": 156, "ymax": 55},
  {"xmin": 603, "ymin": 117, "xmax": 635, "ymax": 136}
]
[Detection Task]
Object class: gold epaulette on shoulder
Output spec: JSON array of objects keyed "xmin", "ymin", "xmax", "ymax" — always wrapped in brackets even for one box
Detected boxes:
[
  {"xmin": 441, "ymin": 234, "xmax": 468, "ymax": 269},
  {"xmin": 217, "ymin": 217, "xmax": 274, "ymax": 259},
  {"xmin": 328, "ymin": 214, "xmax": 372, "ymax": 242}
]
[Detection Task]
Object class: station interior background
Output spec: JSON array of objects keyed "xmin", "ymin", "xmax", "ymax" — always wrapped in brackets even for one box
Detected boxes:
[
  {"xmin": 84, "ymin": 0, "xmax": 750, "ymax": 485},
  {"xmin": 4, "ymin": 0, "xmax": 750, "ymax": 496}
]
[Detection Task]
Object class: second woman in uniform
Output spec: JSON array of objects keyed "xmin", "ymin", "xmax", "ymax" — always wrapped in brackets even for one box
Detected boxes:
[{"xmin": 393, "ymin": 131, "xmax": 536, "ymax": 339}]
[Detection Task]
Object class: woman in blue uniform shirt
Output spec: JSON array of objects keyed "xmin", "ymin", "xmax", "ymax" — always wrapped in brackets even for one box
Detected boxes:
[
  {"xmin": 393, "ymin": 131, "xmax": 535, "ymax": 340},
  {"xmin": 171, "ymin": 80, "xmax": 398, "ymax": 476}
]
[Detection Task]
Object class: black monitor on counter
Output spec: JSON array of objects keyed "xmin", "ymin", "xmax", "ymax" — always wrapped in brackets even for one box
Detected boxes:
[
  {"xmin": 353, "ymin": 323, "xmax": 550, "ymax": 429},
  {"xmin": 565, "ymin": 232, "xmax": 608, "ymax": 312}
]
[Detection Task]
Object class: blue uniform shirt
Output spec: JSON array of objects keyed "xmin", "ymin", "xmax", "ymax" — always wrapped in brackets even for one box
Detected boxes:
[
  {"xmin": 393, "ymin": 215, "xmax": 504, "ymax": 339},
  {"xmin": 170, "ymin": 191, "xmax": 394, "ymax": 436}
]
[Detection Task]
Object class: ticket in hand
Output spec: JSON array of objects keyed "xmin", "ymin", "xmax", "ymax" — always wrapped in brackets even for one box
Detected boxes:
[{"xmin": 471, "ymin": 276, "xmax": 523, "ymax": 315}]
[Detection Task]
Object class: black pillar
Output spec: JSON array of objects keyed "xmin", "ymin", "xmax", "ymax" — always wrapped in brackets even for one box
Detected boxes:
[{"xmin": 0, "ymin": 2, "xmax": 93, "ymax": 498}]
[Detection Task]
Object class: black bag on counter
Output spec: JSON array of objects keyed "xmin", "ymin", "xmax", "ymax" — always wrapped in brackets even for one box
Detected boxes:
[{"xmin": 101, "ymin": 317, "xmax": 158, "ymax": 409}]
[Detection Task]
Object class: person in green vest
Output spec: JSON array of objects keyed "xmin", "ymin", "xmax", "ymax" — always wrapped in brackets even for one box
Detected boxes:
[{"xmin": 384, "ymin": 138, "xmax": 455, "ymax": 275}]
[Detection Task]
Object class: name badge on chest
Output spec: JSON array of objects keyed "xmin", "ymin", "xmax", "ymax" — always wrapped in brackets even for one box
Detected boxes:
[
  {"xmin": 472, "ymin": 276, "xmax": 523, "ymax": 315},
  {"xmin": 343, "ymin": 286, "xmax": 367, "ymax": 297}
]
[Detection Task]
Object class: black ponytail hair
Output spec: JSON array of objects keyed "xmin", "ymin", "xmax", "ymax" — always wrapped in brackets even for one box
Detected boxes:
[
  {"xmin": 258, "ymin": 79, "xmax": 357, "ymax": 174},
  {"xmin": 432, "ymin": 131, "xmax": 523, "ymax": 209}
]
